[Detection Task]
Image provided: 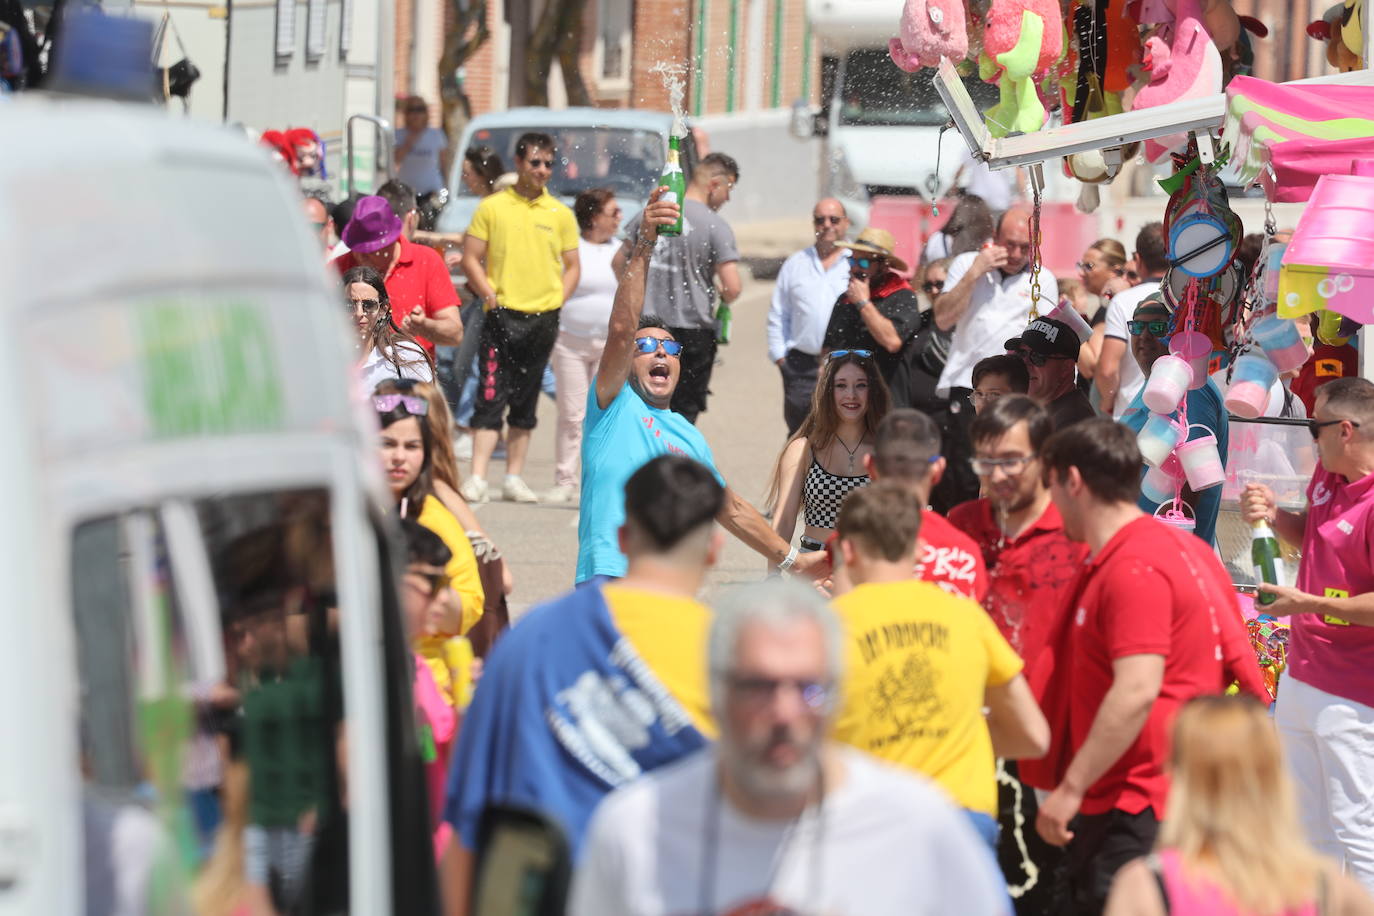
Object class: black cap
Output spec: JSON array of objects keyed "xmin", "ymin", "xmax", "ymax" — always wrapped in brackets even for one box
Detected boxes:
[{"xmin": 1005, "ymin": 318, "xmax": 1081, "ymax": 360}]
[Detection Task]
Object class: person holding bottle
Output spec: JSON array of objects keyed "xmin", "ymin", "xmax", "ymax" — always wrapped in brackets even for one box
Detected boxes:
[{"xmin": 1240, "ymin": 377, "xmax": 1374, "ymax": 894}]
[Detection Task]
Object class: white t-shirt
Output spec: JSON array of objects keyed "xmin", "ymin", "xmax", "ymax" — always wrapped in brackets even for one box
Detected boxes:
[
  {"xmin": 357, "ymin": 340, "xmax": 433, "ymax": 396},
  {"xmin": 395, "ymin": 127, "xmax": 448, "ymax": 195},
  {"xmin": 1102, "ymin": 280, "xmax": 1162, "ymax": 419},
  {"xmin": 935, "ymin": 252, "xmax": 1058, "ymax": 395},
  {"xmin": 561, "ymin": 237, "xmax": 620, "ymax": 339},
  {"xmin": 570, "ymin": 747, "xmax": 1008, "ymax": 916}
]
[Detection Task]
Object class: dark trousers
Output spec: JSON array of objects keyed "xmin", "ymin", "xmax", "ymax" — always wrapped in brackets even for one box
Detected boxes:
[
  {"xmin": 471, "ymin": 308, "xmax": 560, "ymax": 431},
  {"xmin": 1060, "ymin": 807, "xmax": 1160, "ymax": 916},
  {"xmin": 779, "ymin": 349, "xmax": 820, "ymax": 435},
  {"xmin": 668, "ymin": 326, "xmax": 717, "ymax": 424},
  {"xmin": 997, "ymin": 761, "xmax": 1067, "ymax": 916},
  {"xmin": 930, "ymin": 387, "xmax": 982, "ymax": 514}
]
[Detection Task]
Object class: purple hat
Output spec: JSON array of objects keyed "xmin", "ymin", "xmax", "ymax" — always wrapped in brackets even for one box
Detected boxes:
[{"xmin": 342, "ymin": 196, "xmax": 402, "ymax": 253}]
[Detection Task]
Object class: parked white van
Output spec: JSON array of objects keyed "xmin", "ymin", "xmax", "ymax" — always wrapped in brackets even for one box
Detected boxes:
[{"xmin": 0, "ymin": 95, "xmax": 436, "ymax": 914}]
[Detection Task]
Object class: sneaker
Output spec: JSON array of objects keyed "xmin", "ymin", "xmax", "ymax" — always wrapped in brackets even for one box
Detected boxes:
[
  {"xmin": 453, "ymin": 431, "xmax": 473, "ymax": 460},
  {"xmin": 543, "ymin": 484, "xmax": 577, "ymax": 505},
  {"xmin": 458, "ymin": 476, "xmax": 489, "ymax": 504},
  {"xmin": 502, "ymin": 475, "xmax": 539, "ymax": 503}
]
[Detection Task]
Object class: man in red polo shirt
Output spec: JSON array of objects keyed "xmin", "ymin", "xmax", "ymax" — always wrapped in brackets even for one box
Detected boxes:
[
  {"xmin": 1029, "ymin": 419, "xmax": 1266, "ymax": 915},
  {"xmin": 860, "ymin": 408, "xmax": 988, "ymax": 601},
  {"xmin": 333, "ymin": 195, "xmax": 462, "ymax": 355}
]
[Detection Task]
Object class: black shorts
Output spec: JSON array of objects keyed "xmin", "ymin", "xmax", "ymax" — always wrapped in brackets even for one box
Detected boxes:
[
  {"xmin": 471, "ymin": 307, "xmax": 560, "ymax": 431},
  {"xmin": 668, "ymin": 326, "xmax": 717, "ymax": 424},
  {"xmin": 1061, "ymin": 806, "xmax": 1159, "ymax": 915}
]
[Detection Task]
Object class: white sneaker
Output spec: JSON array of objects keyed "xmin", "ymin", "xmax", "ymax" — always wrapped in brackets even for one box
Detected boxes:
[
  {"xmin": 459, "ymin": 476, "xmax": 489, "ymax": 504},
  {"xmin": 502, "ymin": 474, "xmax": 539, "ymax": 503},
  {"xmin": 453, "ymin": 431, "xmax": 473, "ymax": 460},
  {"xmin": 543, "ymin": 484, "xmax": 577, "ymax": 505}
]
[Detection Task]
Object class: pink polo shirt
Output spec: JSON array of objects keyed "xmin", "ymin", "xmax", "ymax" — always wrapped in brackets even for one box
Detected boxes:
[{"xmin": 1289, "ymin": 466, "xmax": 1374, "ymax": 708}]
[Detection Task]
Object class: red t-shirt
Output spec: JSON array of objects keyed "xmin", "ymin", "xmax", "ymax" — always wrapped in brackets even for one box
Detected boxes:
[
  {"xmin": 947, "ymin": 499, "xmax": 1088, "ymax": 666},
  {"xmin": 1291, "ymin": 343, "xmax": 1358, "ymax": 415},
  {"xmin": 1019, "ymin": 517, "xmax": 1261, "ymax": 815},
  {"xmin": 913, "ymin": 510, "xmax": 989, "ymax": 602},
  {"xmin": 334, "ymin": 237, "xmax": 459, "ymax": 354}
]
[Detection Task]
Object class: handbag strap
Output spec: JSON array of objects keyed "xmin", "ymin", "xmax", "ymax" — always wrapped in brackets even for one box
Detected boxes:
[{"xmin": 1146, "ymin": 854, "xmax": 1173, "ymax": 915}]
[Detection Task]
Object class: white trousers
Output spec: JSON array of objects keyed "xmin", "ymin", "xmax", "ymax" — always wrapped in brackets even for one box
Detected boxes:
[
  {"xmin": 551, "ymin": 330, "xmax": 605, "ymax": 488},
  {"xmin": 1276, "ymin": 674, "xmax": 1374, "ymax": 892}
]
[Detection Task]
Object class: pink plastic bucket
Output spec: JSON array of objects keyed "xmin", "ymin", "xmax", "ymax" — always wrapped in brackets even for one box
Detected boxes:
[
  {"xmin": 1251, "ymin": 315, "xmax": 1308, "ymax": 373},
  {"xmin": 1154, "ymin": 499, "xmax": 1196, "ymax": 533},
  {"xmin": 1142, "ymin": 355, "xmax": 1194, "ymax": 415},
  {"xmin": 1138, "ymin": 412, "xmax": 1183, "ymax": 468},
  {"xmin": 1175, "ymin": 425, "xmax": 1225, "ymax": 490},
  {"xmin": 1169, "ymin": 331, "xmax": 1212, "ymax": 389},
  {"xmin": 1224, "ymin": 353, "xmax": 1279, "ymax": 418},
  {"xmin": 1142, "ymin": 462, "xmax": 1182, "ymax": 504}
]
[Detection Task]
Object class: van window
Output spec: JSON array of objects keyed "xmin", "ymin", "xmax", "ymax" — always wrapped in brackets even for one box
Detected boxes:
[
  {"xmin": 72, "ymin": 490, "xmax": 350, "ymax": 915},
  {"xmin": 838, "ymin": 50, "xmax": 1000, "ymax": 127},
  {"xmin": 459, "ymin": 126, "xmax": 666, "ymax": 199}
]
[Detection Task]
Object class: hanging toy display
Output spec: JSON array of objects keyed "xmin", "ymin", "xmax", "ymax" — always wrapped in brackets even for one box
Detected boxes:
[
  {"xmin": 1128, "ymin": 0, "xmax": 1226, "ymax": 161},
  {"xmin": 980, "ymin": 0, "xmax": 1065, "ymax": 138},
  {"xmin": 889, "ymin": 0, "xmax": 970, "ymax": 71}
]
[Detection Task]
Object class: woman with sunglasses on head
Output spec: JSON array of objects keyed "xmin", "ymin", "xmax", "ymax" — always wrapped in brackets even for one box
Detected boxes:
[
  {"xmin": 1073, "ymin": 238, "xmax": 1128, "ymax": 385},
  {"xmin": 346, "ymin": 266, "xmax": 434, "ymax": 394},
  {"xmin": 374, "ymin": 380, "xmax": 485, "ymax": 701},
  {"xmin": 767, "ymin": 351, "xmax": 892, "ymax": 559}
]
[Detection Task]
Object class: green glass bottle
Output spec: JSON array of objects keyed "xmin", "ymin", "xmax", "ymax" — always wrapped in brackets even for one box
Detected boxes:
[
  {"xmin": 1251, "ymin": 519, "xmax": 1284, "ymax": 606},
  {"xmin": 716, "ymin": 303, "xmax": 732, "ymax": 345},
  {"xmin": 657, "ymin": 134, "xmax": 686, "ymax": 237}
]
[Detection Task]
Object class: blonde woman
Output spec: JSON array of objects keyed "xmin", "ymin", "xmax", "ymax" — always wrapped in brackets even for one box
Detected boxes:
[{"xmin": 1105, "ymin": 695, "xmax": 1374, "ymax": 916}]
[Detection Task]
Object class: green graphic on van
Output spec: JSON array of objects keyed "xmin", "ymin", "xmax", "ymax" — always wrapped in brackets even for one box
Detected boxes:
[{"xmin": 138, "ymin": 301, "xmax": 283, "ymax": 436}]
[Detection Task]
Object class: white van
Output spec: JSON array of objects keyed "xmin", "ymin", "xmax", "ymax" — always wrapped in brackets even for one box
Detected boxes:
[{"xmin": 0, "ymin": 96, "xmax": 436, "ymax": 914}]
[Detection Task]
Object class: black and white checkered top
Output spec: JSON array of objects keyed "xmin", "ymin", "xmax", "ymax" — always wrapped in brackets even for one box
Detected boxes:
[{"xmin": 802, "ymin": 458, "xmax": 869, "ymax": 530}]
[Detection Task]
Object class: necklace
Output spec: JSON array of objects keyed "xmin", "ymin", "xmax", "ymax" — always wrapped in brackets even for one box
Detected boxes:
[{"xmin": 834, "ymin": 433, "xmax": 863, "ymax": 473}]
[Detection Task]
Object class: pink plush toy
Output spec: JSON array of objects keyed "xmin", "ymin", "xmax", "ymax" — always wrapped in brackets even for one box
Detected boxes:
[
  {"xmin": 1131, "ymin": 0, "xmax": 1223, "ymax": 159},
  {"xmin": 889, "ymin": 0, "xmax": 969, "ymax": 71}
]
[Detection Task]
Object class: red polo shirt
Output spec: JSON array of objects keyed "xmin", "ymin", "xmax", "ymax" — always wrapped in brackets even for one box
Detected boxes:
[
  {"xmin": 1017, "ymin": 516, "xmax": 1265, "ymax": 815},
  {"xmin": 334, "ymin": 237, "xmax": 459, "ymax": 354},
  {"xmin": 913, "ymin": 510, "xmax": 989, "ymax": 602},
  {"xmin": 947, "ymin": 499, "xmax": 1087, "ymax": 666}
]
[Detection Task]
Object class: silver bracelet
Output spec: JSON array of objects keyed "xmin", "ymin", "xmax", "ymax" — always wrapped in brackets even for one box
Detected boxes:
[{"xmin": 777, "ymin": 545, "xmax": 800, "ymax": 572}]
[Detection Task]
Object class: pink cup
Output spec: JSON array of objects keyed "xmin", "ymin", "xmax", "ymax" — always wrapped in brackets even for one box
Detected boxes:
[
  {"xmin": 1175, "ymin": 425, "xmax": 1225, "ymax": 490},
  {"xmin": 1224, "ymin": 352, "xmax": 1280, "ymax": 419},
  {"xmin": 1142, "ymin": 462, "xmax": 1182, "ymax": 504},
  {"xmin": 1142, "ymin": 355, "xmax": 1194, "ymax": 415},
  {"xmin": 1169, "ymin": 331, "xmax": 1212, "ymax": 389},
  {"xmin": 1154, "ymin": 499, "xmax": 1196, "ymax": 533},
  {"xmin": 1137, "ymin": 412, "xmax": 1183, "ymax": 468},
  {"xmin": 1251, "ymin": 315, "xmax": 1309, "ymax": 373}
]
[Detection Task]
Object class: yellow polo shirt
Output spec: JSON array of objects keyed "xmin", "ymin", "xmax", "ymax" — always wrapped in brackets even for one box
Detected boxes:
[{"xmin": 466, "ymin": 186, "xmax": 579, "ymax": 314}]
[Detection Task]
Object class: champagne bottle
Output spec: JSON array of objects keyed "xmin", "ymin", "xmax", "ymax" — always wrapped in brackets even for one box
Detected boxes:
[
  {"xmin": 716, "ymin": 303, "xmax": 733, "ymax": 345},
  {"xmin": 657, "ymin": 134, "xmax": 686, "ymax": 237},
  {"xmin": 1251, "ymin": 519, "xmax": 1284, "ymax": 606}
]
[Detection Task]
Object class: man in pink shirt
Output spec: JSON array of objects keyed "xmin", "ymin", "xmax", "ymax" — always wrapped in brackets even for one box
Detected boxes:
[{"xmin": 1242, "ymin": 376, "xmax": 1374, "ymax": 892}]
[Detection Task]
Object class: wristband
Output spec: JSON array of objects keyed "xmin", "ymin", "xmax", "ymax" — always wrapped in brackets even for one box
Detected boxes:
[
  {"xmin": 777, "ymin": 545, "xmax": 800, "ymax": 572},
  {"xmin": 632, "ymin": 236, "xmax": 658, "ymax": 257}
]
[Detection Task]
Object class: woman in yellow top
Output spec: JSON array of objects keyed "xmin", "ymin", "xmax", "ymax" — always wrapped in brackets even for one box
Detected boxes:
[{"xmin": 374, "ymin": 381, "xmax": 484, "ymax": 695}]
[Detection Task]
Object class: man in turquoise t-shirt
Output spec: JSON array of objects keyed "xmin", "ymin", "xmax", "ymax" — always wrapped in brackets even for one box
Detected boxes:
[{"xmin": 576, "ymin": 188, "xmax": 826, "ymax": 583}]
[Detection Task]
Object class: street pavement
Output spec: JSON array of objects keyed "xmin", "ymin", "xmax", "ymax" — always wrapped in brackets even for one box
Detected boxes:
[{"xmin": 466, "ymin": 271, "xmax": 795, "ymax": 617}]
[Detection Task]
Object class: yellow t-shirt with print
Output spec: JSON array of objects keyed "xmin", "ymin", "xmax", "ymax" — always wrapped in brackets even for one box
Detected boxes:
[
  {"xmin": 600, "ymin": 584, "xmax": 716, "ymax": 738},
  {"xmin": 466, "ymin": 186, "xmax": 579, "ymax": 314},
  {"xmin": 831, "ymin": 579, "xmax": 1023, "ymax": 816}
]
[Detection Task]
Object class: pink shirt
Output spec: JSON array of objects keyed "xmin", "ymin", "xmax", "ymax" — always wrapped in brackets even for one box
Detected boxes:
[
  {"xmin": 1290, "ymin": 466, "xmax": 1374, "ymax": 707},
  {"xmin": 1158, "ymin": 849, "xmax": 1317, "ymax": 916}
]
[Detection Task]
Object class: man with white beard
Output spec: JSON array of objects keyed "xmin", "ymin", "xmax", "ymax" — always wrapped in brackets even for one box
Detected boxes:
[{"xmin": 570, "ymin": 579, "xmax": 1009, "ymax": 916}]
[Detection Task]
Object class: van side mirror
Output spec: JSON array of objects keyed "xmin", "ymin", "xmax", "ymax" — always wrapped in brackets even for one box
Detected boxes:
[{"xmin": 790, "ymin": 100, "xmax": 823, "ymax": 140}]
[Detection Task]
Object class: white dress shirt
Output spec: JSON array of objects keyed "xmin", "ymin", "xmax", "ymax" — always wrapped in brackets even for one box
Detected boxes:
[
  {"xmin": 935, "ymin": 251, "xmax": 1059, "ymax": 395},
  {"xmin": 767, "ymin": 245, "xmax": 852, "ymax": 362}
]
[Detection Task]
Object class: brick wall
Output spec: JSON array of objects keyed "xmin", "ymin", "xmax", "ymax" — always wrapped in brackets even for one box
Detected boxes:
[{"xmin": 630, "ymin": 0, "xmax": 690, "ymax": 109}]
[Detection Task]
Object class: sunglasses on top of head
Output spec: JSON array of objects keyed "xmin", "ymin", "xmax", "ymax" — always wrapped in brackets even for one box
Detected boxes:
[
  {"xmin": 374, "ymin": 393, "xmax": 429, "ymax": 416},
  {"xmin": 827, "ymin": 349, "xmax": 872, "ymax": 361},
  {"xmin": 634, "ymin": 336, "xmax": 683, "ymax": 356}
]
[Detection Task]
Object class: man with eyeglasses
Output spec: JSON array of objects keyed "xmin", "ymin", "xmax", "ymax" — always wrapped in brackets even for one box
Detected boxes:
[
  {"xmin": 572, "ymin": 579, "xmax": 1009, "ymax": 915},
  {"xmin": 1004, "ymin": 317, "xmax": 1097, "ymax": 429},
  {"xmin": 1097, "ymin": 222, "xmax": 1167, "ymax": 418},
  {"xmin": 1117, "ymin": 293, "xmax": 1229, "ymax": 546},
  {"xmin": 1240, "ymin": 376, "xmax": 1374, "ymax": 892},
  {"xmin": 970, "ymin": 355, "xmax": 1030, "ymax": 415},
  {"xmin": 821, "ymin": 227, "xmax": 923, "ymax": 406},
  {"xmin": 461, "ymin": 131, "xmax": 581, "ymax": 503},
  {"xmin": 829, "ymin": 482, "xmax": 1049, "ymax": 853},
  {"xmin": 577, "ymin": 188, "xmax": 825, "ymax": 585},
  {"xmin": 767, "ymin": 198, "xmax": 852, "ymax": 433}
]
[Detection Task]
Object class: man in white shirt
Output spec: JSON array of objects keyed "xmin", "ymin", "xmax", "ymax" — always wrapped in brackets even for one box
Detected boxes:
[
  {"xmin": 1096, "ymin": 222, "xmax": 1168, "ymax": 418},
  {"xmin": 570, "ymin": 579, "xmax": 1009, "ymax": 916},
  {"xmin": 934, "ymin": 208, "xmax": 1059, "ymax": 401},
  {"xmin": 767, "ymin": 198, "xmax": 853, "ymax": 433}
]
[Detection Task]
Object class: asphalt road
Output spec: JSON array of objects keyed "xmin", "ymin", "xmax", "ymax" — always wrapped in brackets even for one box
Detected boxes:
[{"xmin": 466, "ymin": 274, "xmax": 792, "ymax": 617}]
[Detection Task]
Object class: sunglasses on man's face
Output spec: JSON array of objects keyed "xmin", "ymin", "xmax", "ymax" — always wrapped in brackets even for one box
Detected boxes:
[
  {"xmin": 1128, "ymin": 319, "xmax": 1171, "ymax": 337},
  {"xmin": 813, "ymin": 215, "xmax": 844, "ymax": 225},
  {"xmin": 922, "ymin": 281, "xmax": 944, "ymax": 294},
  {"xmin": 1309, "ymin": 417, "xmax": 1361, "ymax": 440},
  {"xmin": 634, "ymin": 336, "xmax": 683, "ymax": 356},
  {"xmin": 525, "ymin": 157, "xmax": 555, "ymax": 169},
  {"xmin": 1019, "ymin": 350, "xmax": 1073, "ymax": 367}
]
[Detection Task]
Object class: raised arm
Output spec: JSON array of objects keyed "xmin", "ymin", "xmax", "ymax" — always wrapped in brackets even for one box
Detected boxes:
[
  {"xmin": 594, "ymin": 187, "xmax": 678, "ymax": 410},
  {"xmin": 934, "ymin": 247, "xmax": 1001, "ymax": 332}
]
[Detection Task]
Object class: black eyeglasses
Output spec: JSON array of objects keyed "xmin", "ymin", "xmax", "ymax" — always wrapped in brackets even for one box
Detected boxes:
[
  {"xmin": 347, "ymin": 298, "xmax": 382, "ymax": 313},
  {"xmin": 922, "ymin": 281, "xmax": 944, "ymax": 294},
  {"xmin": 1128, "ymin": 319, "xmax": 1171, "ymax": 337},
  {"xmin": 525, "ymin": 157, "xmax": 555, "ymax": 169},
  {"xmin": 827, "ymin": 349, "xmax": 872, "ymax": 360},
  {"xmin": 813, "ymin": 215, "xmax": 844, "ymax": 225},
  {"xmin": 1019, "ymin": 350, "xmax": 1073, "ymax": 367},
  {"xmin": 724, "ymin": 673, "xmax": 832, "ymax": 711},
  {"xmin": 1309, "ymin": 418, "xmax": 1361, "ymax": 439},
  {"xmin": 970, "ymin": 455, "xmax": 1037, "ymax": 476},
  {"xmin": 634, "ymin": 336, "xmax": 683, "ymax": 356}
]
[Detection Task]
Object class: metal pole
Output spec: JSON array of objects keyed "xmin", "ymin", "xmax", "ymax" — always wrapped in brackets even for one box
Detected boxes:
[{"xmin": 376, "ymin": 0, "xmax": 395, "ymax": 123}]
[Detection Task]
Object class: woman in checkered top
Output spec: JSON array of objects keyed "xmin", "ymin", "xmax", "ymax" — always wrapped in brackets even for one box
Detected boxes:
[{"xmin": 765, "ymin": 350, "xmax": 892, "ymax": 563}]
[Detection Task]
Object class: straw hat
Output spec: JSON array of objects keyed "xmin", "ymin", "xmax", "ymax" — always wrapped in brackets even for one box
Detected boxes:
[{"xmin": 844, "ymin": 228, "xmax": 909, "ymax": 273}]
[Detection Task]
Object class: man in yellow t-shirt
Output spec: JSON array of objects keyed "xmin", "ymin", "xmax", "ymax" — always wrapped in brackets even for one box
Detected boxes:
[
  {"xmin": 830, "ymin": 480, "xmax": 1049, "ymax": 846},
  {"xmin": 460, "ymin": 130, "xmax": 581, "ymax": 505}
]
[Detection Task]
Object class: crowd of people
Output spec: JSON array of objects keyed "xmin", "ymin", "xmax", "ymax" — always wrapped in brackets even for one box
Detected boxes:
[{"xmin": 239, "ymin": 107, "xmax": 1374, "ymax": 916}]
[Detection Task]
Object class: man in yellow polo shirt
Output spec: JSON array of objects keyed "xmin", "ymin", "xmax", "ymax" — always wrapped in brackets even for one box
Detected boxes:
[
  {"xmin": 829, "ymin": 480, "xmax": 1049, "ymax": 848},
  {"xmin": 461, "ymin": 131, "xmax": 581, "ymax": 504}
]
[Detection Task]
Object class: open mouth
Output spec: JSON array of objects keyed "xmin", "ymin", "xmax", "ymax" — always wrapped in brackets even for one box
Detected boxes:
[{"xmin": 649, "ymin": 364, "xmax": 670, "ymax": 380}]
